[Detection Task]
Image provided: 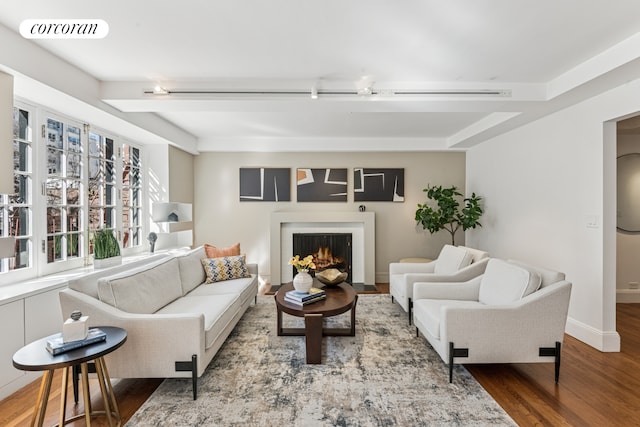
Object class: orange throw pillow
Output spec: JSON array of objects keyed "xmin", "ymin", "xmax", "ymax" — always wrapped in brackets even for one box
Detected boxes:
[{"xmin": 204, "ymin": 243, "xmax": 241, "ymax": 258}]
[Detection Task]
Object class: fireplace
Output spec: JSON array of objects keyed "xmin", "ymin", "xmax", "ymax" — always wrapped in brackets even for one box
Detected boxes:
[
  {"xmin": 271, "ymin": 211, "xmax": 376, "ymax": 288},
  {"xmin": 293, "ymin": 233, "xmax": 352, "ymax": 284}
]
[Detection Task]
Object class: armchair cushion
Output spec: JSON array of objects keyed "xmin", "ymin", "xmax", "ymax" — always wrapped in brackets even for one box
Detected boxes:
[
  {"xmin": 434, "ymin": 245, "xmax": 474, "ymax": 274},
  {"xmin": 478, "ymin": 259, "xmax": 541, "ymax": 305},
  {"xmin": 414, "ymin": 299, "xmax": 480, "ymax": 339}
]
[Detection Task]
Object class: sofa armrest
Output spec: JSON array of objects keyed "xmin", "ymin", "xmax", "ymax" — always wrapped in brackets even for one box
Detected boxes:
[
  {"xmin": 247, "ymin": 263, "xmax": 258, "ymax": 275},
  {"xmin": 59, "ymin": 288, "xmax": 206, "ymax": 378},
  {"xmin": 389, "ymin": 260, "xmax": 436, "ymax": 275},
  {"xmin": 413, "ymin": 276, "xmax": 482, "ymax": 301},
  {"xmin": 441, "ymin": 281, "xmax": 572, "ymax": 359}
]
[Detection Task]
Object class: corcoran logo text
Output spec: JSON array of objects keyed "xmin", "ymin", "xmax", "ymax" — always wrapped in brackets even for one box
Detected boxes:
[{"xmin": 20, "ymin": 19, "xmax": 109, "ymax": 39}]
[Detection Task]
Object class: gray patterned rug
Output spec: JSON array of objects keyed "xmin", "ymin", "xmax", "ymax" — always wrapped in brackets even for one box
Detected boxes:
[{"xmin": 126, "ymin": 295, "xmax": 516, "ymax": 426}]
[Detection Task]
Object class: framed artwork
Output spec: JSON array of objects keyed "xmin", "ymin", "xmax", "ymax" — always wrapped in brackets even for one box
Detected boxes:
[
  {"xmin": 354, "ymin": 168, "xmax": 404, "ymax": 202},
  {"xmin": 296, "ymin": 168, "xmax": 347, "ymax": 202},
  {"xmin": 239, "ymin": 168, "xmax": 290, "ymax": 201}
]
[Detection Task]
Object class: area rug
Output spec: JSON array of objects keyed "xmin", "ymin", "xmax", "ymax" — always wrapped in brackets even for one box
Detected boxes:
[{"xmin": 126, "ymin": 295, "xmax": 516, "ymax": 426}]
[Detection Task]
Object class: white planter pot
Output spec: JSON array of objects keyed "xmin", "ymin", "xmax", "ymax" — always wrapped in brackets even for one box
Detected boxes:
[
  {"xmin": 93, "ymin": 255, "xmax": 122, "ymax": 269},
  {"xmin": 293, "ymin": 270, "xmax": 313, "ymax": 293}
]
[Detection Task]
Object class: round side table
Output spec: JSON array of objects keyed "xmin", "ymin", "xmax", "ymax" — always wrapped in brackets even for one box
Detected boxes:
[{"xmin": 13, "ymin": 326, "xmax": 127, "ymax": 427}]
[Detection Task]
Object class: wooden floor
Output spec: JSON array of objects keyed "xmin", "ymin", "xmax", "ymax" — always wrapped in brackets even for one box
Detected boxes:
[{"xmin": 2, "ymin": 285, "xmax": 639, "ymax": 426}]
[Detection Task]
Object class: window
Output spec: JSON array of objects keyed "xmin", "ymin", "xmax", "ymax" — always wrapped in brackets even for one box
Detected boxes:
[
  {"xmin": 121, "ymin": 143, "xmax": 142, "ymax": 249},
  {"xmin": 45, "ymin": 116, "xmax": 84, "ymax": 263},
  {"xmin": 88, "ymin": 132, "xmax": 116, "ymax": 232},
  {"xmin": 0, "ymin": 106, "xmax": 33, "ymax": 273},
  {"xmin": 0, "ymin": 101, "xmax": 145, "ymax": 282}
]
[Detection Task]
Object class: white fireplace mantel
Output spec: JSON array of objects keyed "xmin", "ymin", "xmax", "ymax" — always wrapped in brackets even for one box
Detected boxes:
[{"xmin": 270, "ymin": 211, "xmax": 375, "ymax": 286}]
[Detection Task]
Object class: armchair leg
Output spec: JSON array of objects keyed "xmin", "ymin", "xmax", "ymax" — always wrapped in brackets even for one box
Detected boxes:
[
  {"xmin": 539, "ymin": 341, "xmax": 562, "ymax": 383},
  {"xmin": 448, "ymin": 342, "xmax": 469, "ymax": 383},
  {"xmin": 175, "ymin": 354, "xmax": 198, "ymax": 400},
  {"xmin": 555, "ymin": 341, "xmax": 561, "ymax": 383},
  {"xmin": 391, "ymin": 295, "xmax": 394, "ymax": 303},
  {"xmin": 408, "ymin": 298, "xmax": 413, "ymax": 325}
]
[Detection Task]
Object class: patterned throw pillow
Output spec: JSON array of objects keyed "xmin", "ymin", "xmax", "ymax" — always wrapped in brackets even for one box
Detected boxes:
[{"xmin": 201, "ymin": 255, "xmax": 251, "ymax": 283}]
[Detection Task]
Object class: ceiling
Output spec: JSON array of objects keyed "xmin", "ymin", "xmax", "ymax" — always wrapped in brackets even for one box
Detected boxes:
[{"xmin": 1, "ymin": 1, "xmax": 640, "ymax": 152}]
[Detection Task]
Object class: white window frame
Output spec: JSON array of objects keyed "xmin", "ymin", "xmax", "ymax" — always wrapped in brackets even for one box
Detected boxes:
[
  {"xmin": 0, "ymin": 100, "xmax": 36, "ymax": 285},
  {"xmin": 38, "ymin": 110, "xmax": 87, "ymax": 276},
  {"xmin": 0, "ymin": 101, "xmax": 147, "ymax": 284}
]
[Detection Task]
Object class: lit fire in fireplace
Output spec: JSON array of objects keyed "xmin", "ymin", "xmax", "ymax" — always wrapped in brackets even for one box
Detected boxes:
[{"xmin": 312, "ymin": 246, "xmax": 345, "ymax": 270}]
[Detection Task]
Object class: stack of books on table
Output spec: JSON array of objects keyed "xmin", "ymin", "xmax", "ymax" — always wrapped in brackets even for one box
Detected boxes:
[
  {"xmin": 46, "ymin": 327, "xmax": 107, "ymax": 356},
  {"xmin": 285, "ymin": 287, "xmax": 326, "ymax": 306}
]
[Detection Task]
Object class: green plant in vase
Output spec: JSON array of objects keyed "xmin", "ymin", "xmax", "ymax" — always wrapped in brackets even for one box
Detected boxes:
[{"xmin": 415, "ymin": 185, "xmax": 483, "ymax": 245}]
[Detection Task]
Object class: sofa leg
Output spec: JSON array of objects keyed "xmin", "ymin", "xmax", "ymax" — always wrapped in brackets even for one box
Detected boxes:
[
  {"xmin": 408, "ymin": 298, "xmax": 413, "ymax": 325},
  {"xmin": 539, "ymin": 341, "xmax": 562, "ymax": 383},
  {"xmin": 448, "ymin": 342, "xmax": 469, "ymax": 383},
  {"xmin": 175, "ymin": 354, "xmax": 198, "ymax": 400},
  {"xmin": 391, "ymin": 295, "xmax": 394, "ymax": 303},
  {"xmin": 416, "ymin": 327, "xmax": 419, "ymax": 338}
]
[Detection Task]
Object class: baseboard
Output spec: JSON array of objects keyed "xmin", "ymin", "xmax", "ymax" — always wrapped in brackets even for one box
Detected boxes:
[
  {"xmin": 0, "ymin": 371, "xmax": 39, "ymax": 401},
  {"xmin": 565, "ymin": 316, "xmax": 620, "ymax": 352},
  {"xmin": 617, "ymin": 288, "xmax": 640, "ymax": 303},
  {"xmin": 376, "ymin": 272, "xmax": 389, "ymax": 284}
]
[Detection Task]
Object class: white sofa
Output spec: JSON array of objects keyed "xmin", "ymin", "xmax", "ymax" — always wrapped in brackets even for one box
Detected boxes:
[
  {"xmin": 412, "ymin": 258, "xmax": 572, "ymax": 383},
  {"xmin": 389, "ymin": 245, "xmax": 489, "ymax": 324},
  {"xmin": 59, "ymin": 246, "xmax": 258, "ymax": 399}
]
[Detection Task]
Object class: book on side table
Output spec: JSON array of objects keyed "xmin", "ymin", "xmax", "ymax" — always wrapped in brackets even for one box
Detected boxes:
[
  {"xmin": 46, "ymin": 327, "xmax": 107, "ymax": 355},
  {"xmin": 284, "ymin": 287, "xmax": 326, "ymax": 306}
]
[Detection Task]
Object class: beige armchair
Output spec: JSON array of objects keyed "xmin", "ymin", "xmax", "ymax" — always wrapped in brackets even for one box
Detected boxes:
[
  {"xmin": 412, "ymin": 259, "xmax": 572, "ymax": 383},
  {"xmin": 389, "ymin": 245, "xmax": 489, "ymax": 324}
]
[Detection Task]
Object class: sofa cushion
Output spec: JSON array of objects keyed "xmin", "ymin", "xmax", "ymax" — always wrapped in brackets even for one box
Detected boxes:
[
  {"xmin": 97, "ymin": 257, "xmax": 183, "ymax": 314},
  {"xmin": 204, "ymin": 242, "xmax": 240, "ymax": 258},
  {"xmin": 201, "ymin": 255, "xmax": 251, "ymax": 283},
  {"xmin": 478, "ymin": 259, "xmax": 541, "ymax": 305},
  {"xmin": 177, "ymin": 246, "xmax": 206, "ymax": 295},
  {"xmin": 68, "ymin": 254, "xmax": 171, "ymax": 298},
  {"xmin": 434, "ymin": 245, "xmax": 474, "ymax": 274},
  {"xmin": 155, "ymin": 293, "xmax": 241, "ymax": 349}
]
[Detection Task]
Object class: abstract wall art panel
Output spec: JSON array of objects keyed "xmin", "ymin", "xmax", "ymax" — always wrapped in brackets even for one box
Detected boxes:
[
  {"xmin": 239, "ymin": 168, "xmax": 291, "ymax": 201},
  {"xmin": 296, "ymin": 168, "xmax": 347, "ymax": 202},
  {"xmin": 354, "ymin": 168, "xmax": 405, "ymax": 202}
]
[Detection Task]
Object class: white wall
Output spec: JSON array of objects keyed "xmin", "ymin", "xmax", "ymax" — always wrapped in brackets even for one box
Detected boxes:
[
  {"xmin": 193, "ymin": 151, "xmax": 465, "ymax": 285},
  {"xmin": 466, "ymin": 77, "xmax": 640, "ymax": 352}
]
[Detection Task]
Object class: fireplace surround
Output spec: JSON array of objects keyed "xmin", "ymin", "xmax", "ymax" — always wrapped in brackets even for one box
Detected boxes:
[{"xmin": 270, "ymin": 211, "xmax": 375, "ymax": 288}]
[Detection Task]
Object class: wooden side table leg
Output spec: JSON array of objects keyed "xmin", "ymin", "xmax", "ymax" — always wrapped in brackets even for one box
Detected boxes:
[
  {"xmin": 305, "ymin": 313, "xmax": 323, "ymax": 364},
  {"xmin": 31, "ymin": 370, "xmax": 53, "ymax": 427},
  {"xmin": 98, "ymin": 357, "xmax": 120, "ymax": 423},
  {"xmin": 94, "ymin": 357, "xmax": 115, "ymax": 426},
  {"xmin": 59, "ymin": 366, "xmax": 69, "ymax": 427},
  {"xmin": 80, "ymin": 362, "xmax": 92, "ymax": 426}
]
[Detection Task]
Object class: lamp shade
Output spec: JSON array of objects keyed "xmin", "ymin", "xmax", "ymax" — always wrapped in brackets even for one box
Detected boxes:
[{"xmin": 0, "ymin": 237, "xmax": 15, "ymax": 258}]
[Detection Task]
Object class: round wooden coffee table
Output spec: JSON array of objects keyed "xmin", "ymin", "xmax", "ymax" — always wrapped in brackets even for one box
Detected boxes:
[{"xmin": 274, "ymin": 281, "xmax": 358, "ymax": 364}]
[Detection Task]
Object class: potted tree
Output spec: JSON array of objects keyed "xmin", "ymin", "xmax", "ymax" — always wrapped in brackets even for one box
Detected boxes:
[
  {"xmin": 415, "ymin": 185, "xmax": 483, "ymax": 245},
  {"xmin": 92, "ymin": 228, "xmax": 122, "ymax": 269}
]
